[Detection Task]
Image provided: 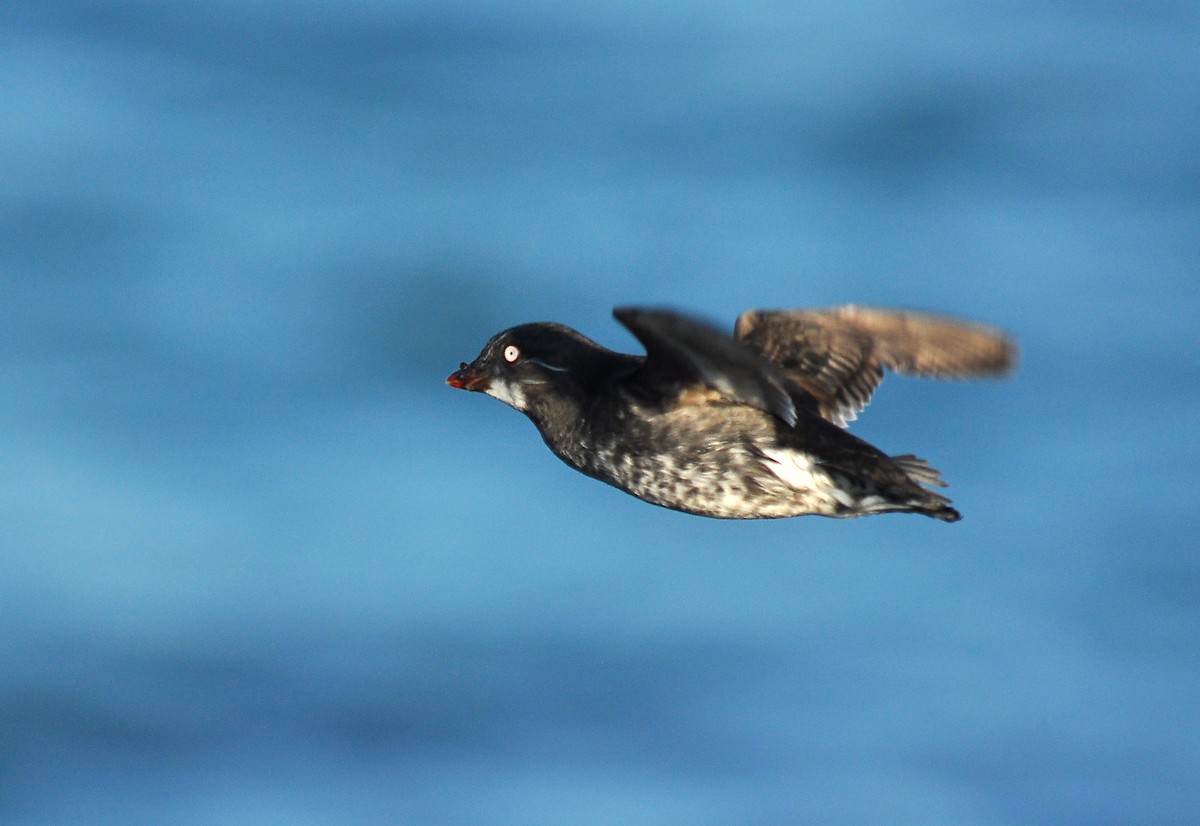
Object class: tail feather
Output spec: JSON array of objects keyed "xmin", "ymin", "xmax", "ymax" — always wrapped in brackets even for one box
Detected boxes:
[
  {"xmin": 890, "ymin": 453, "xmax": 960, "ymax": 521},
  {"xmin": 891, "ymin": 453, "xmax": 949, "ymax": 488},
  {"xmin": 854, "ymin": 489, "xmax": 961, "ymax": 521}
]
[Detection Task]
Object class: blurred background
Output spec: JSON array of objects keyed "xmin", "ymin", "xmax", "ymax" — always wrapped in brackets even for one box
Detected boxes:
[{"xmin": 3, "ymin": 1, "xmax": 1198, "ymax": 823}]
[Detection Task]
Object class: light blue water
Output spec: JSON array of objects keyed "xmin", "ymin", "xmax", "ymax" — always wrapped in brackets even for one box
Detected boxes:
[{"xmin": 3, "ymin": 2, "xmax": 1198, "ymax": 823}]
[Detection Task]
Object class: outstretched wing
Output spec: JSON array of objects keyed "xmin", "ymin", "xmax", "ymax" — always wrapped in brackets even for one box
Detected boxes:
[
  {"xmin": 614, "ymin": 307, "xmax": 799, "ymax": 426},
  {"xmin": 734, "ymin": 306, "xmax": 1017, "ymax": 427}
]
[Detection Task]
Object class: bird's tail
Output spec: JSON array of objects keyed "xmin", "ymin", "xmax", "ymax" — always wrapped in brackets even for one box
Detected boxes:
[
  {"xmin": 890, "ymin": 454, "xmax": 948, "ymax": 487},
  {"xmin": 891, "ymin": 454, "xmax": 961, "ymax": 522}
]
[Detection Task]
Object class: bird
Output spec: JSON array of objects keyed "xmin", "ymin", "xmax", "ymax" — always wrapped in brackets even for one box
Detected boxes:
[{"xmin": 446, "ymin": 306, "xmax": 1016, "ymax": 521}]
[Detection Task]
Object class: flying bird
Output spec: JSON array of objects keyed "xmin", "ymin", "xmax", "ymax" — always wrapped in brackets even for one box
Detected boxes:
[{"xmin": 447, "ymin": 306, "xmax": 1016, "ymax": 521}]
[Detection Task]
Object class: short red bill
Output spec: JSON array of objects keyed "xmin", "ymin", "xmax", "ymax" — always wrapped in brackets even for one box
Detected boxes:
[{"xmin": 446, "ymin": 365, "xmax": 489, "ymax": 391}]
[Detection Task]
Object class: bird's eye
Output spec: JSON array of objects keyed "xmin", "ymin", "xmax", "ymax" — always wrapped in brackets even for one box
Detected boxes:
[{"xmin": 503, "ymin": 344, "xmax": 520, "ymax": 363}]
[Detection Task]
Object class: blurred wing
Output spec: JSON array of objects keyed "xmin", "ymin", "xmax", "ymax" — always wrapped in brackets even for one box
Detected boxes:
[
  {"xmin": 734, "ymin": 306, "xmax": 1017, "ymax": 427},
  {"xmin": 614, "ymin": 307, "xmax": 798, "ymax": 425}
]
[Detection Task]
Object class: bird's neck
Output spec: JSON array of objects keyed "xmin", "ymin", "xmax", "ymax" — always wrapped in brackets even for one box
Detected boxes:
[
  {"xmin": 524, "ymin": 350, "xmax": 639, "ymax": 465},
  {"xmin": 525, "ymin": 381, "xmax": 588, "ymax": 452}
]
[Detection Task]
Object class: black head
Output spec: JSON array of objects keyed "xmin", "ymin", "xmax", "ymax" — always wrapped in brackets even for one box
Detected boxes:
[{"xmin": 447, "ymin": 322, "xmax": 632, "ymax": 416}]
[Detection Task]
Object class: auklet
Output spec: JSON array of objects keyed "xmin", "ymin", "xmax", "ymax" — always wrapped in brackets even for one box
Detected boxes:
[{"xmin": 447, "ymin": 306, "xmax": 1016, "ymax": 521}]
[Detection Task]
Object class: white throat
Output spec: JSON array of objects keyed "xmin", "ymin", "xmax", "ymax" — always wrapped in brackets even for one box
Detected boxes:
[{"xmin": 485, "ymin": 377, "xmax": 529, "ymax": 411}]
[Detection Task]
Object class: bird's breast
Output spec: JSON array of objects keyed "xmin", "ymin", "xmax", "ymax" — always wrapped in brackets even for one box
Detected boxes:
[{"xmin": 550, "ymin": 401, "xmax": 836, "ymax": 518}]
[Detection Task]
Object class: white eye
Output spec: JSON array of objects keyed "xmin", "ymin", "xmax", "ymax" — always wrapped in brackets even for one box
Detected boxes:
[{"xmin": 503, "ymin": 344, "xmax": 520, "ymax": 363}]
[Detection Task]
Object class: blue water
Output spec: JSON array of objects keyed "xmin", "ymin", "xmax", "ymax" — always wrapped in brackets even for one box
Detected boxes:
[{"xmin": 3, "ymin": 2, "xmax": 1198, "ymax": 823}]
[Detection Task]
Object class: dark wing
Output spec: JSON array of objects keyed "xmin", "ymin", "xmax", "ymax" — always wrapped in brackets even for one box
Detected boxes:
[
  {"xmin": 735, "ymin": 306, "xmax": 1017, "ymax": 427},
  {"xmin": 614, "ymin": 307, "xmax": 799, "ymax": 426}
]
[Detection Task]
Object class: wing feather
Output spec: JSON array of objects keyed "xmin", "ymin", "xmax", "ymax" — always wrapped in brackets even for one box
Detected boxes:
[
  {"xmin": 615, "ymin": 307, "xmax": 799, "ymax": 426},
  {"xmin": 735, "ymin": 306, "xmax": 1016, "ymax": 426}
]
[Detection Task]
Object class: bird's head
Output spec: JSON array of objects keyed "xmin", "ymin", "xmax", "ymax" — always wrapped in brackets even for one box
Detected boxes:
[{"xmin": 447, "ymin": 322, "xmax": 626, "ymax": 416}]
